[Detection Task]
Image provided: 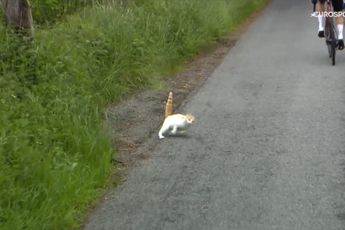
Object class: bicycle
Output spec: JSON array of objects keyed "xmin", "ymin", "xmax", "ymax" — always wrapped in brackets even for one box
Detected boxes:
[{"xmin": 313, "ymin": 0, "xmax": 337, "ymax": 65}]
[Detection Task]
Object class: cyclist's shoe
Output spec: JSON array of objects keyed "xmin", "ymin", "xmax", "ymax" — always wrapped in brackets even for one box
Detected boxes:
[
  {"xmin": 337, "ymin": 39, "xmax": 344, "ymax": 50},
  {"xmin": 318, "ymin": 30, "xmax": 325, "ymax": 38}
]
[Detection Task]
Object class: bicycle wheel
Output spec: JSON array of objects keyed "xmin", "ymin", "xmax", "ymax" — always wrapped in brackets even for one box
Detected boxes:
[{"xmin": 325, "ymin": 18, "xmax": 336, "ymax": 66}]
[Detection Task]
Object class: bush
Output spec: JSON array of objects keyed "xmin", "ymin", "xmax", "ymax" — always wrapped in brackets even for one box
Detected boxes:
[{"xmin": 0, "ymin": 0, "xmax": 267, "ymax": 229}]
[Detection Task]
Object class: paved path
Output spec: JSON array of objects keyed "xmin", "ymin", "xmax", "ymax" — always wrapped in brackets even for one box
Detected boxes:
[{"xmin": 85, "ymin": 0, "xmax": 345, "ymax": 229}]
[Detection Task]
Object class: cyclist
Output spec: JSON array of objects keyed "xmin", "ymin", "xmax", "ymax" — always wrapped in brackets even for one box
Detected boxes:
[{"xmin": 313, "ymin": 0, "xmax": 344, "ymax": 50}]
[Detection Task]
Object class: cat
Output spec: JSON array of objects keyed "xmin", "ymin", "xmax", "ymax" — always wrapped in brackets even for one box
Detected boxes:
[
  {"xmin": 158, "ymin": 113, "xmax": 195, "ymax": 139},
  {"xmin": 165, "ymin": 91, "xmax": 173, "ymax": 118}
]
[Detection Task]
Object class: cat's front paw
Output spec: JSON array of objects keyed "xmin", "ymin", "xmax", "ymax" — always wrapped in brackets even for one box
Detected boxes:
[{"xmin": 159, "ymin": 134, "xmax": 165, "ymax": 139}]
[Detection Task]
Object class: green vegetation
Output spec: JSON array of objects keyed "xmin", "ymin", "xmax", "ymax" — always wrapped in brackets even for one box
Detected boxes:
[
  {"xmin": 31, "ymin": 0, "xmax": 99, "ymax": 24},
  {"xmin": 0, "ymin": 0, "xmax": 268, "ymax": 229}
]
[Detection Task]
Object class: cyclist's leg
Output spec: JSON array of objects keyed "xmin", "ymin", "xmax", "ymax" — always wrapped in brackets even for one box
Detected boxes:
[
  {"xmin": 333, "ymin": 0, "xmax": 344, "ymax": 49},
  {"xmin": 316, "ymin": 0, "xmax": 326, "ymax": 37}
]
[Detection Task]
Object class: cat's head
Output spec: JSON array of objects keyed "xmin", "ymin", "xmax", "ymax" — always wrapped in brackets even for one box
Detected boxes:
[{"xmin": 185, "ymin": 114, "xmax": 195, "ymax": 123}]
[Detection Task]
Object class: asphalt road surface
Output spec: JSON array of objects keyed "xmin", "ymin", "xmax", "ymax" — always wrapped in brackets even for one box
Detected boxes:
[{"xmin": 85, "ymin": 0, "xmax": 345, "ymax": 229}]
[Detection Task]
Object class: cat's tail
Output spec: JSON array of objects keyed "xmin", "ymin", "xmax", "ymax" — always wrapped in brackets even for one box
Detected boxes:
[{"xmin": 165, "ymin": 91, "xmax": 173, "ymax": 118}]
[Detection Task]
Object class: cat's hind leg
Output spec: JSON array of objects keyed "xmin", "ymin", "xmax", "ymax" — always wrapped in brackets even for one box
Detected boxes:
[
  {"xmin": 158, "ymin": 127, "xmax": 166, "ymax": 139},
  {"xmin": 158, "ymin": 122, "xmax": 169, "ymax": 139}
]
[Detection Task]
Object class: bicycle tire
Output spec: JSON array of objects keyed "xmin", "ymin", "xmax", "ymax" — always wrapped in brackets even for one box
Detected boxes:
[
  {"xmin": 325, "ymin": 17, "xmax": 336, "ymax": 65},
  {"xmin": 332, "ymin": 41, "xmax": 336, "ymax": 66},
  {"xmin": 330, "ymin": 24, "xmax": 336, "ymax": 66}
]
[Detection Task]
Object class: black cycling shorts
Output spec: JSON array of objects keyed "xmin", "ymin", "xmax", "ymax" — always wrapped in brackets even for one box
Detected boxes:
[{"xmin": 319, "ymin": 0, "xmax": 344, "ymax": 12}]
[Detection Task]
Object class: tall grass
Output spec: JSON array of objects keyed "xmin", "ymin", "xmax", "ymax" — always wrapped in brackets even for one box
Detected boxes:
[
  {"xmin": 30, "ymin": 0, "xmax": 98, "ymax": 24},
  {"xmin": 0, "ymin": 0, "xmax": 268, "ymax": 229}
]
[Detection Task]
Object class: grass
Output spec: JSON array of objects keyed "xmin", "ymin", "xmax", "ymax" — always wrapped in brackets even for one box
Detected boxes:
[
  {"xmin": 0, "ymin": 0, "xmax": 268, "ymax": 229},
  {"xmin": 30, "ymin": 0, "xmax": 100, "ymax": 24}
]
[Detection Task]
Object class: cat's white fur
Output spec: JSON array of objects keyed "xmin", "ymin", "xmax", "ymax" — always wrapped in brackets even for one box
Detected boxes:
[{"xmin": 158, "ymin": 114, "xmax": 194, "ymax": 139}]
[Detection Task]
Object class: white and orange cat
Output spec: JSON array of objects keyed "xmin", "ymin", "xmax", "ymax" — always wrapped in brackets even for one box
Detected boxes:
[{"xmin": 158, "ymin": 113, "xmax": 195, "ymax": 139}]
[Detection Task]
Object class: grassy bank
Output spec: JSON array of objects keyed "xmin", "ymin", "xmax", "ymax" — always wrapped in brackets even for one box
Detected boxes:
[{"xmin": 0, "ymin": 0, "xmax": 268, "ymax": 229}]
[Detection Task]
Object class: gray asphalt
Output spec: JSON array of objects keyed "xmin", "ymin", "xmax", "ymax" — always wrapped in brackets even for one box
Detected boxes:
[{"xmin": 85, "ymin": 0, "xmax": 345, "ymax": 229}]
